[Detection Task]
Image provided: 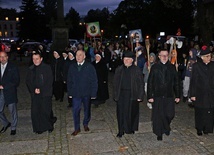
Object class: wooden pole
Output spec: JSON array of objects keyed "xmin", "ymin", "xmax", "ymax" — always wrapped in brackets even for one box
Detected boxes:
[{"xmin": 145, "ymin": 38, "xmax": 150, "ymax": 72}]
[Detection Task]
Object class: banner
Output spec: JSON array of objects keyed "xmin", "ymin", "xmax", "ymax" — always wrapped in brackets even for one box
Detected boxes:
[
  {"xmin": 86, "ymin": 22, "xmax": 101, "ymax": 37},
  {"xmin": 129, "ymin": 29, "xmax": 143, "ymax": 43}
]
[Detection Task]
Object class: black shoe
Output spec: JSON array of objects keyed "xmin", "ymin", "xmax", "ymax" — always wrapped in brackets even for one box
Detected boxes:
[
  {"xmin": 165, "ymin": 131, "xmax": 170, "ymax": 136},
  {"xmin": 197, "ymin": 131, "xmax": 202, "ymax": 136},
  {"xmin": 116, "ymin": 132, "xmax": 124, "ymax": 138},
  {"xmin": 52, "ymin": 117, "xmax": 57, "ymax": 124},
  {"xmin": 48, "ymin": 129, "xmax": 54, "ymax": 133},
  {"xmin": 0, "ymin": 123, "xmax": 11, "ymax": 133},
  {"xmin": 157, "ymin": 136, "xmax": 163, "ymax": 141},
  {"xmin": 60, "ymin": 99, "xmax": 63, "ymax": 102},
  {"xmin": 203, "ymin": 131, "xmax": 208, "ymax": 135},
  {"xmin": 36, "ymin": 131, "xmax": 43, "ymax": 134},
  {"xmin": 10, "ymin": 130, "xmax": 16, "ymax": 135}
]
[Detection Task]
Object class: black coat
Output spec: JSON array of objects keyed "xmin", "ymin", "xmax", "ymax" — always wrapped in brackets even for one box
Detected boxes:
[
  {"xmin": 147, "ymin": 61, "xmax": 180, "ymax": 99},
  {"xmin": 92, "ymin": 60, "xmax": 109, "ymax": 100},
  {"xmin": 51, "ymin": 57, "xmax": 64, "ymax": 82},
  {"xmin": 190, "ymin": 61, "xmax": 214, "ymax": 108},
  {"xmin": 113, "ymin": 65, "xmax": 144, "ymax": 101},
  {"xmin": 63, "ymin": 58, "xmax": 76, "ymax": 82},
  {"xmin": 26, "ymin": 62, "xmax": 53, "ymax": 97},
  {"xmin": 0, "ymin": 62, "xmax": 20, "ymax": 105}
]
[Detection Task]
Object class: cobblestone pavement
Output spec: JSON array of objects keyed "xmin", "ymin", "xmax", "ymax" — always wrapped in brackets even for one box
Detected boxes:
[{"xmin": 0, "ymin": 57, "xmax": 213, "ymax": 155}]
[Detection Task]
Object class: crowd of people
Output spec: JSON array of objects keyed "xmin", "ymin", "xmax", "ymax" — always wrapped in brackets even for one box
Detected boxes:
[{"xmin": 0, "ymin": 38, "xmax": 213, "ymax": 142}]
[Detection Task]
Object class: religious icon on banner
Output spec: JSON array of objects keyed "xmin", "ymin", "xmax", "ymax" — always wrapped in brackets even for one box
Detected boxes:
[
  {"xmin": 86, "ymin": 22, "xmax": 101, "ymax": 37},
  {"xmin": 129, "ymin": 29, "xmax": 143, "ymax": 43}
]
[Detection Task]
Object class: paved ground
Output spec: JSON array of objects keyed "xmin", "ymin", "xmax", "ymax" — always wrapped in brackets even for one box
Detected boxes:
[{"xmin": 0, "ymin": 57, "xmax": 213, "ymax": 155}]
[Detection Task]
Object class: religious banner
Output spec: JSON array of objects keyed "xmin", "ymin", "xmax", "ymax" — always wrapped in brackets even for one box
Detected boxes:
[
  {"xmin": 129, "ymin": 29, "xmax": 143, "ymax": 43},
  {"xmin": 86, "ymin": 22, "xmax": 101, "ymax": 37}
]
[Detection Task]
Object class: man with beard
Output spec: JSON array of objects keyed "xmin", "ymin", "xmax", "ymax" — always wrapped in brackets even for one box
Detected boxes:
[
  {"xmin": 113, "ymin": 51, "xmax": 144, "ymax": 138},
  {"xmin": 147, "ymin": 49, "xmax": 180, "ymax": 141}
]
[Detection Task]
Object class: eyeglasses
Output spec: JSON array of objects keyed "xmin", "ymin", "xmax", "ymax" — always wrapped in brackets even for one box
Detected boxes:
[{"xmin": 159, "ymin": 55, "xmax": 168, "ymax": 58}]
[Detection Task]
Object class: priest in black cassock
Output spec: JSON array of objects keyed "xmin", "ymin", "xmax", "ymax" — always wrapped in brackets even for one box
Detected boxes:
[
  {"xmin": 26, "ymin": 52, "xmax": 55, "ymax": 134},
  {"xmin": 113, "ymin": 51, "xmax": 144, "ymax": 138}
]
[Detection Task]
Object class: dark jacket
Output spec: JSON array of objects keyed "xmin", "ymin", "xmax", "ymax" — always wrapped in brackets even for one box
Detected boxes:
[
  {"xmin": 190, "ymin": 61, "xmax": 214, "ymax": 108},
  {"xmin": 113, "ymin": 64, "xmax": 144, "ymax": 101},
  {"xmin": 26, "ymin": 62, "xmax": 53, "ymax": 97},
  {"xmin": 147, "ymin": 61, "xmax": 180, "ymax": 99},
  {"xmin": 67, "ymin": 61, "xmax": 98, "ymax": 98},
  {"xmin": 0, "ymin": 62, "xmax": 20, "ymax": 105}
]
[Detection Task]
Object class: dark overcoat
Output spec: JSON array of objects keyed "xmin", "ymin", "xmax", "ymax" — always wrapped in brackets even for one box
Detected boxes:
[
  {"xmin": 0, "ymin": 62, "xmax": 20, "ymax": 105},
  {"xmin": 190, "ymin": 61, "xmax": 214, "ymax": 108},
  {"xmin": 113, "ymin": 65, "xmax": 144, "ymax": 101},
  {"xmin": 67, "ymin": 61, "xmax": 98, "ymax": 98}
]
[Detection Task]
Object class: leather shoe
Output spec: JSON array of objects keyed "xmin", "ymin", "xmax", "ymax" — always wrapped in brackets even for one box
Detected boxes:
[
  {"xmin": 71, "ymin": 129, "xmax": 80, "ymax": 136},
  {"xmin": 157, "ymin": 136, "xmax": 163, "ymax": 141},
  {"xmin": 48, "ymin": 128, "xmax": 54, "ymax": 133},
  {"xmin": 84, "ymin": 126, "xmax": 90, "ymax": 132},
  {"xmin": 36, "ymin": 131, "xmax": 43, "ymax": 134},
  {"xmin": 10, "ymin": 130, "xmax": 16, "ymax": 135},
  {"xmin": 116, "ymin": 132, "xmax": 124, "ymax": 138},
  {"xmin": 0, "ymin": 123, "xmax": 11, "ymax": 133}
]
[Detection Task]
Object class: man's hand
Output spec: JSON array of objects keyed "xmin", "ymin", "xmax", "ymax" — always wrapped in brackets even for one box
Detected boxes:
[
  {"xmin": 148, "ymin": 98, "xmax": 154, "ymax": 103},
  {"xmin": 35, "ymin": 88, "xmax": 40, "ymax": 94},
  {"xmin": 0, "ymin": 85, "xmax": 4, "ymax": 89},
  {"xmin": 91, "ymin": 97, "xmax": 96, "ymax": 99},
  {"xmin": 175, "ymin": 98, "xmax": 180, "ymax": 103},
  {"xmin": 190, "ymin": 97, "xmax": 196, "ymax": 101},
  {"xmin": 68, "ymin": 96, "xmax": 72, "ymax": 98},
  {"xmin": 137, "ymin": 99, "xmax": 142, "ymax": 102}
]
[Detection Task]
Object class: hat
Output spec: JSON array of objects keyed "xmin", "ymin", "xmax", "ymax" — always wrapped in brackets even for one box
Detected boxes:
[
  {"xmin": 200, "ymin": 46, "xmax": 211, "ymax": 56},
  {"xmin": 123, "ymin": 51, "xmax": 135, "ymax": 59}
]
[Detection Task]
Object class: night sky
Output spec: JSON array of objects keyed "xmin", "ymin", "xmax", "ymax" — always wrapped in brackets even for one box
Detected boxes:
[{"xmin": 0, "ymin": 0, "xmax": 122, "ymax": 15}]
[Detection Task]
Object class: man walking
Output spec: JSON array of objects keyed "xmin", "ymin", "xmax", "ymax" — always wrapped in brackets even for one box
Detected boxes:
[
  {"xmin": 190, "ymin": 45, "xmax": 214, "ymax": 136},
  {"xmin": 113, "ymin": 51, "xmax": 144, "ymax": 138},
  {"xmin": 0, "ymin": 51, "xmax": 20, "ymax": 135},
  {"xmin": 67, "ymin": 50, "xmax": 98, "ymax": 136},
  {"xmin": 26, "ymin": 52, "xmax": 55, "ymax": 134},
  {"xmin": 147, "ymin": 49, "xmax": 180, "ymax": 141}
]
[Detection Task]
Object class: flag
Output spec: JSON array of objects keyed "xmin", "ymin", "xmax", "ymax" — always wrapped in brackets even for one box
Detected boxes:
[{"xmin": 86, "ymin": 22, "xmax": 101, "ymax": 37}]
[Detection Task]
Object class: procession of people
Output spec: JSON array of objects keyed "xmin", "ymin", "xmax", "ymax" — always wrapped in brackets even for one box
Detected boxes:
[{"xmin": 0, "ymin": 36, "xmax": 214, "ymax": 142}]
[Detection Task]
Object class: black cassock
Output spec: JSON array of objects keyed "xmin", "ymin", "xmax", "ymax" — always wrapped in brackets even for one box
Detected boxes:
[
  {"xmin": 117, "ymin": 66, "xmax": 139, "ymax": 134},
  {"xmin": 26, "ymin": 63, "xmax": 53, "ymax": 133}
]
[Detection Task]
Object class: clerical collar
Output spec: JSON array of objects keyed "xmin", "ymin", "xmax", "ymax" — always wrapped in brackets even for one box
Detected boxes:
[{"xmin": 78, "ymin": 60, "xmax": 85, "ymax": 66}]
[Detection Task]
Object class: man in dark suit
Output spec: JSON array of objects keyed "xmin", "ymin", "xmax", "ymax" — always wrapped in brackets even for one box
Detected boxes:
[
  {"xmin": 67, "ymin": 50, "xmax": 98, "ymax": 136},
  {"xmin": 0, "ymin": 51, "xmax": 20, "ymax": 135}
]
